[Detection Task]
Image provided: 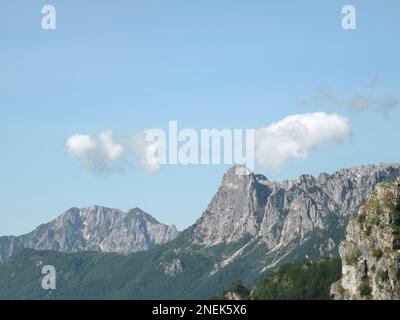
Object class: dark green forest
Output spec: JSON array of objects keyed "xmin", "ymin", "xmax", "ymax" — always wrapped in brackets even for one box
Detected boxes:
[{"xmin": 216, "ymin": 259, "xmax": 341, "ymax": 300}]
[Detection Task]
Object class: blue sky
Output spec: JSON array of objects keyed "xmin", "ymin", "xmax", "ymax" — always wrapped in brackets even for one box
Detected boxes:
[{"xmin": 0, "ymin": 0, "xmax": 399, "ymax": 235}]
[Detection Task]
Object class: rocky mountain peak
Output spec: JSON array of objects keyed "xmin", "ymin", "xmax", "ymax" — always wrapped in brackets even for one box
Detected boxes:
[
  {"xmin": 191, "ymin": 165, "xmax": 271, "ymax": 245},
  {"xmin": 331, "ymin": 179, "xmax": 400, "ymax": 300},
  {"xmin": 191, "ymin": 163, "xmax": 400, "ymax": 254},
  {"xmin": 0, "ymin": 205, "xmax": 179, "ymax": 263},
  {"xmin": 224, "ymin": 164, "xmax": 253, "ymax": 177}
]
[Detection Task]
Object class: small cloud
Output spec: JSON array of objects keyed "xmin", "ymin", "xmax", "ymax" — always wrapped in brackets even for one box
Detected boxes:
[
  {"xmin": 348, "ymin": 80, "xmax": 375, "ymax": 112},
  {"xmin": 254, "ymin": 112, "xmax": 351, "ymax": 171},
  {"xmin": 348, "ymin": 95, "xmax": 374, "ymax": 112},
  {"xmin": 304, "ymin": 87, "xmax": 341, "ymax": 107},
  {"xmin": 378, "ymin": 95, "xmax": 399, "ymax": 113},
  {"xmin": 66, "ymin": 130, "xmax": 162, "ymax": 175},
  {"xmin": 66, "ymin": 130, "xmax": 124, "ymax": 174}
]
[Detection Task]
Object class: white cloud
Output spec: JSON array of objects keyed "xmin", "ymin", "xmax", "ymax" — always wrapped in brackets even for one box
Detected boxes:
[
  {"xmin": 124, "ymin": 131, "xmax": 163, "ymax": 174},
  {"xmin": 66, "ymin": 130, "xmax": 124, "ymax": 173},
  {"xmin": 254, "ymin": 112, "xmax": 351, "ymax": 171},
  {"xmin": 67, "ymin": 113, "xmax": 351, "ymax": 174},
  {"xmin": 98, "ymin": 130, "xmax": 123, "ymax": 161},
  {"xmin": 66, "ymin": 129, "xmax": 161, "ymax": 174},
  {"xmin": 66, "ymin": 134, "xmax": 96, "ymax": 156}
]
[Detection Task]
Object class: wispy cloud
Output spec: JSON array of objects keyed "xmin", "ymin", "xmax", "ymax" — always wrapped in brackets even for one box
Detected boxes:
[
  {"xmin": 348, "ymin": 95, "xmax": 375, "ymax": 111},
  {"xmin": 378, "ymin": 95, "xmax": 399, "ymax": 114},
  {"xmin": 347, "ymin": 80, "xmax": 376, "ymax": 112},
  {"xmin": 302, "ymin": 81, "xmax": 399, "ymax": 114},
  {"xmin": 302, "ymin": 87, "xmax": 341, "ymax": 108}
]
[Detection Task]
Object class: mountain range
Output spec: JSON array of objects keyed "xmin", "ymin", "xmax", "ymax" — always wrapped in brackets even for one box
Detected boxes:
[
  {"xmin": 0, "ymin": 206, "xmax": 178, "ymax": 264},
  {"xmin": 0, "ymin": 163, "xmax": 399, "ymax": 299}
]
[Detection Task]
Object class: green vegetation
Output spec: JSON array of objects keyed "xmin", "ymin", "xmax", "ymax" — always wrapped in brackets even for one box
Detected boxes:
[
  {"xmin": 360, "ymin": 182, "xmax": 400, "ymax": 248},
  {"xmin": 372, "ymin": 248, "xmax": 383, "ymax": 260},
  {"xmin": 211, "ymin": 281, "xmax": 250, "ymax": 300},
  {"xmin": 250, "ymin": 259, "xmax": 341, "ymax": 300},
  {"xmin": 345, "ymin": 248, "xmax": 361, "ymax": 265},
  {"xmin": 0, "ymin": 208, "xmax": 349, "ymax": 300},
  {"xmin": 375, "ymin": 270, "xmax": 389, "ymax": 283},
  {"xmin": 358, "ymin": 278, "xmax": 372, "ymax": 298},
  {"xmin": 382, "ymin": 189, "xmax": 395, "ymax": 210},
  {"xmin": 0, "ymin": 234, "xmax": 278, "ymax": 300},
  {"xmin": 369, "ymin": 214, "xmax": 381, "ymax": 227},
  {"xmin": 364, "ymin": 197, "xmax": 382, "ymax": 218},
  {"xmin": 396, "ymin": 268, "xmax": 400, "ymax": 281},
  {"xmin": 356, "ymin": 210, "xmax": 367, "ymax": 224},
  {"xmin": 337, "ymin": 283, "xmax": 345, "ymax": 299},
  {"xmin": 359, "ymin": 194, "xmax": 386, "ymax": 235},
  {"xmin": 226, "ymin": 281, "xmax": 250, "ymax": 298},
  {"xmin": 365, "ymin": 224, "xmax": 373, "ymax": 236},
  {"xmin": 392, "ymin": 187, "xmax": 400, "ymax": 249},
  {"xmin": 392, "ymin": 225, "xmax": 400, "ymax": 249}
]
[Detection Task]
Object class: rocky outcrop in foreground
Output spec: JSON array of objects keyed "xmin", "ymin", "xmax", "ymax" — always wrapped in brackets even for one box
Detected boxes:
[
  {"xmin": 0, "ymin": 205, "xmax": 179, "ymax": 263},
  {"xmin": 331, "ymin": 179, "xmax": 400, "ymax": 300}
]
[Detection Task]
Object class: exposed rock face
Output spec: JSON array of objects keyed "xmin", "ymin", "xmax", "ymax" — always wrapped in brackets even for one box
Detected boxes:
[
  {"xmin": 222, "ymin": 281, "xmax": 250, "ymax": 300},
  {"xmin": 0, "ymin": 206, "xmax": 179, "ymax": 263},
  {"xmin": 161, "ymin": 258, "xmax": 184, "ymax": 277},
  {"xmin": 192, "ymin": 164, "xmax": 400, "ymax": 256},
  {"xmin": 0, "ymin": 237, "xmax": 23, "ymax": 264},
  {"xmin": 192, "ymin": 166, "xmax": 270, "ymax": 245},
  {"xmin": 331, "ymin": 179, "xmax": 400, "ymax": 300}
]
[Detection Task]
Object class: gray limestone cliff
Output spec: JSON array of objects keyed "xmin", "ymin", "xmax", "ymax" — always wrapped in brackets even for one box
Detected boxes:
[
  {"xmin": 192, "ymin": 164, "xmax": 400, "ymax": 262},
  {"xmin": 331, "ymin": 179, "xmax": 400, "ymax": 300},
  {"xmin": 0, "ymin": 206, "xmax": 179, "ymax": 264}
]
